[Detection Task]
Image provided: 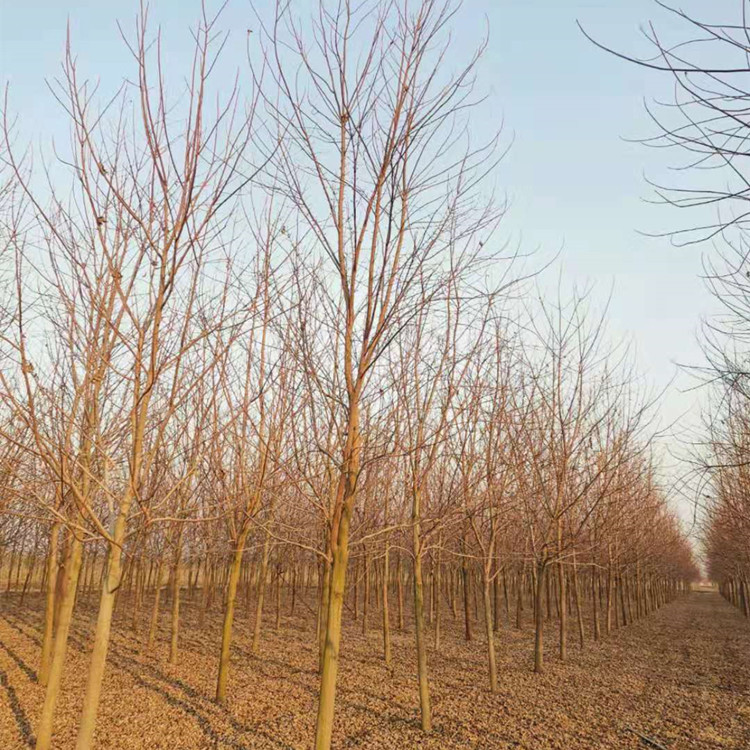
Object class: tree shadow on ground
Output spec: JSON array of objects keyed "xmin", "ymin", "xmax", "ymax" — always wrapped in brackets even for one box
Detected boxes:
[{"xmin": 0, "ymin": 667, "xmax": 35, "ymax": 747}]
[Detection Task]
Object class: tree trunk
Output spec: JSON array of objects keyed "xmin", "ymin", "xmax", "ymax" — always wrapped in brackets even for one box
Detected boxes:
[
  {"xmin": 482, "ymin": 568, "xmax": 498, "ymax": 692},
  {"xmin": 252, "ymin": 527, "xmax": 271, "ymax": 653},
  {"xmin": 558, "ymin": 559, "xmax": 567, "ymax": 662},
  {"xmin": 545, "ymin": 566, "xmax": 552, "ymax": 620},
  {"xmin": 462, "ymin": 558, "xmax": 472, "ymax": 641},
  {"xmin": 74, "ymin": 509, "xmax": 129, "ymax": 750},
  {"xmin": 291, "ymin": 562, "xmax": 297, "ymax": 616},
  {"xmin": 275, "ymin": 564, "xmax": 282, "ymax": 632},
  {"xmin": 39, "ymin": 523, "xmax": 60, "ymax": 687},
  {"xmin": 493, "ymin": 567, "xmax": 500, "ymax": 632},
  {"xmin": 397, "ymin": 552, "xmax": 404, "ymax": 630},
  {"xmin": 318, "ymin": 557, "xmax": 331, "ymax": 673},
  {"xmin": 413, "ymin": 539, "xmax": 432, "ymax": 732},
  {"xmin": 130, "ymin": 557, "xmax": 142, "ymax": 634},
  {"xmin": 382, "ymin": 543, "xmax": 392, "ymax": 666},
  {"xmin": 169, "ymin": 552, "xmax": 181, "ymax": 666},
  {"xmin": 515, "ymin": 571, "xmax": 523, "ymax": 629},
  {"xmin": 450, "ymin": 567, "xmax": 458, "ymax": 620},
  {"xmin": 362, "ymin": 549, "xmax": 369, "ymax": 635},
  {"xmin": 534, "ymin": 562, "xmax": 546, "ymax": 674},
  {"xmin": 147, "ymin": 560, "xmax": 164, "ymax": 650},
  {"xmin": 216, "ymin": 530, "xmax": 248, "ymax": 703},
  {"xmin": 434, "ymin": 545, "xmax": 442, "ymax": 651},
  {"xmin": 6, "ymin": 534, "xmax": 17, "ymax": 593},
  {"xmin": 314, "ymin": 508, "xmax": 352, "ymax": 750},
  {"xmin": 592, "ymin": 571, "xmax": 601, "ymax": 641},
  {"xmin": 572, "ymin": 555, "xmax": 584, "ymax": 649},
  {"xmin": 20, "ymin": 536, "xmax": 39, "ymax": 607},
  {"xmin": 35, "ymin": 531, "xmax": 83, "ymax": 750},
  {"xmin": 353, "ymin": 556, "xmax": 359, "ymax": 621},
  {"xmin": 606, "ymin": 564, "xmax": 613, "ymax": 635}
]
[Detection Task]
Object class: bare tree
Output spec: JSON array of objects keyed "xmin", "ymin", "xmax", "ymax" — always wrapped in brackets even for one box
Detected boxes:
[{"xmin": 252, "ymin": 1, "xmax": 502, "ymax": 745}]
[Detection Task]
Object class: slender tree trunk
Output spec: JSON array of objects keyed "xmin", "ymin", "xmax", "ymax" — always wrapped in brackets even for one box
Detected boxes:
[
  {"xmin": 74, "ymin": 508, "xmax": 130, "ymax": 750},
  {"xmin": 35, "ymin": 530, "xmax": 83, "ymax": 750},
  {"xmin": 39, "ymin": 523, "xmax": 60, "ymax": 687},
  {"xmin": 434, "ymin": 543, "xmax": 442, "ymax": 651},
  {"xmin": 534, "ymin": 561, "xmax": 546, "ymax": 674},
  {"xmin": 130, "ymin": 557, "xmax": 142, "ymax": 634},
  {"xmin": 545, "ymin": 566, "xmax": 552, "ymax": 620},
  {"xmin": 412, "ymin": 527, "xmax": 432, "ymax": 732},
  {"xmin": 169, "ymin": 551, "xmax": 181, "ymax": 666},
  {"xmin": 382, "ymin": 542, "xmax": 392, "ymax": 666},
  {"xmin": 503, "ymin": 568, "xmax": 510, "ymax": 622},
  {"xmin": 592, "ymin": 571, "xmax": 601, "ymax": 640},
  {"xmin": 462, "ymin": 557, "xmax": 472, "ymax": 642},
  {"xmin": 147, "ymin": 560, "xmax": 164, "ymax": 650},
  {"xmin": 362, "ymin": 549, "xmax": 369, "ymax": 635},
  {"xmin": 85, "ymin": 547, "xmax": 97, "ymax": 600},
  {"xmin": 482, "ymin": 567, "xmax": 498, "ymax": 692},
  {"xmin": 6, "ymin": 535, "xmax": 17, "ymax": 593},
  {"xmin": 252, "ymin": 527, "xmax": 271, "ymax": 653},
  {"xmin": 515, "ymin": 571, "xmax": 523, "ymax": 629},
  {"xmin": 15, "ymin": 542, "xmax": 25, "ymax": 592},
  {"xmin": 314, "ymin": 506, "xmax": 352, "ymax": 750},
  {"xmin": 216, "ymin": 530, "xmax": 248, "ymax": 703},
  {"xmin": 291, "ymin": 562, "xmax": 297, "ymax": 616},
  {"xmin": 275, "ymin": 564, "xmax": 282, "ymax": 632},
  {"xmin": 428, "ymin": 560, "xmax": 435, "ymax": 626},
  {"xmin": 473, "ymin": 570, "xmax": 480, "ymax": 622},
  {"xmin": 450, "ymin": 568, "xmax": 458, "ymax": 620},
  {"xmin": 606, "ymin": 561, "xmax": 613, "ymax": 635},
  {"xmin": 20, "ymin": 536, "xmax": 39, "ymax": 607},
  {"xmin": 318, "ymin": 557, "xmax": 331, "ymax": 673},
  {"xmin": 199, "ymin": 560, "xmax": 211, "ymax": 629},
  {"xmin": 397, "ymin": 552, "xmax": 404, "ymax": 631},
  {"xmin": 572, "ymin": 553, "xmax": 584, "ymax": 649},
  {"xmin": 352, "ymin": 557, "xmax": 359, "ymax": 622},
  {"xmin": 635, "ymin": 561, "xmax": 642, "ymax": 620},
  {"xmin": 558, "ymin": 560, "xmax": 567, "ymax": 662}
]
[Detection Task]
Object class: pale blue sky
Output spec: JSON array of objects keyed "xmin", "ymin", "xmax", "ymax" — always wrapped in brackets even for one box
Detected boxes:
[{"xmin": 0, "ymin": 0, "xmax": 715, "ymax": 520}]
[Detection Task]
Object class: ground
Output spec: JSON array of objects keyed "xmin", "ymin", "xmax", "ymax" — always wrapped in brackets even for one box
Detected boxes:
[{"xmin": 0, "ymin": 590, "xmax": 748, "ymax": 749}]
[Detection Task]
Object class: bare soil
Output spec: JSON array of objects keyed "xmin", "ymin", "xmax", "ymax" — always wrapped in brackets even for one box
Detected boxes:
[{"xmin": 0, "ymin": 591, "xmax": 748, "ymax": 749}]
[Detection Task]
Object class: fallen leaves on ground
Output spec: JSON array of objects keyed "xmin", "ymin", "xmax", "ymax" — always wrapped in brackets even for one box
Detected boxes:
[{"xmin": 0, "ymin": 591, "xmax": 747, "ymax": 749}]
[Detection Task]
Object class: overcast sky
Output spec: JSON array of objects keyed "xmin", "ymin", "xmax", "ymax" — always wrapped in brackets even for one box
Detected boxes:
[{"xmin": 0, "ymin": 0, "xmax": 718, "ymax": 527}]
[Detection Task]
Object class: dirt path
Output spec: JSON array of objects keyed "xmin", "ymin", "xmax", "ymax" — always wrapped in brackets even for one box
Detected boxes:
[
  {"xmin": 546, "ymin": 591, "xmax": 750, "ymax": 749},
  {"xmin": 0, "ymin": 591, "xmax": 747, "ymax": 749}
]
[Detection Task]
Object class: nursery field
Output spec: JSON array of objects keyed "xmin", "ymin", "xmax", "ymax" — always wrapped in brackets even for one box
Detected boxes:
[
  {"xmin": 0, "ymin": 591, "xmax": 747, "ymax": 750},
  {"xmin": 3, "ymin": 1, "xmax": 750, "ymax": 749}
]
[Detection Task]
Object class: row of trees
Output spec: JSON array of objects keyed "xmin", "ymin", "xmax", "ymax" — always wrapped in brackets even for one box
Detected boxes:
[
  {"xmin": 0, "ymin": 1, "xmax": 697, "ymax": 749},
  {"xmin": 590, "ymin": 1, "xmax": 750, "ymax": 616},
  {"xmin": 0, "ymin": 388, "xmax": 697, "ymax": 748},
  {"xmin": 702, "ymin": 393, "xmax": 750, "ymax": 616}
]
